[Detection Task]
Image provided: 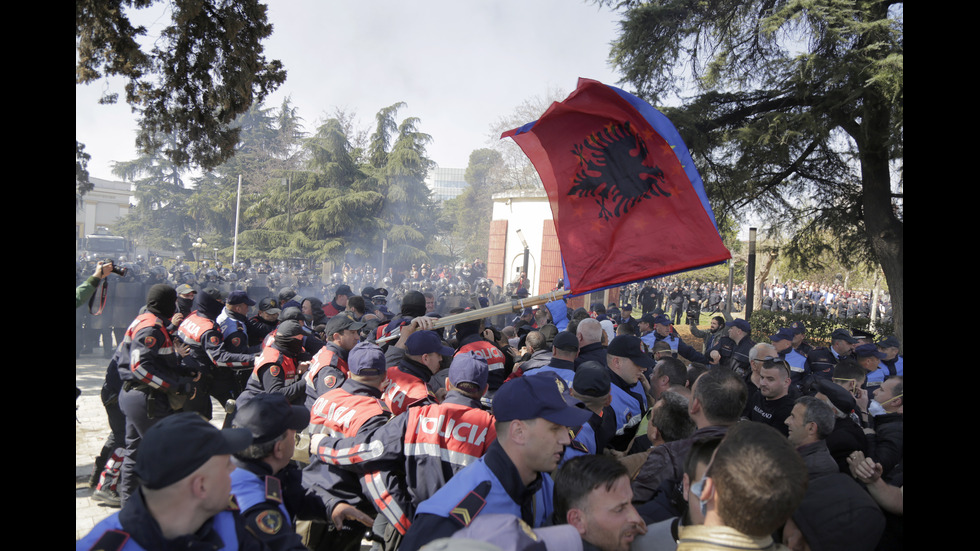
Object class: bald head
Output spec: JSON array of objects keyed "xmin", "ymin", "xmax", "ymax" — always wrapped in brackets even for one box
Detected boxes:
[{"xmin": 577, "ymin": 318, "xmax": 603, "ymax": 346}]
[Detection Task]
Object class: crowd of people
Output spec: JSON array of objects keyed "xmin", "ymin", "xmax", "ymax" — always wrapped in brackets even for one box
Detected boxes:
[
  {"xmin": 76, "ymin": 258, "xmax": 903, "ymax": 551},
  {"xmin": 619, "ymin": 278, "xmax": 894, "ymax": 328},
  {"xmin": 75, "ymin": 256, "xmax": 517, "ymax": 359}
]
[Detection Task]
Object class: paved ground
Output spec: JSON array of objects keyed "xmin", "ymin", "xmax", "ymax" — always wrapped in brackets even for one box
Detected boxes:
[
  {"xmin": 74, "ymin": 353, "xmax": 372, "ymax": 549},
  {"xmin": 75, "ymin": 352, "xmax": 227, "ymax": 542}
]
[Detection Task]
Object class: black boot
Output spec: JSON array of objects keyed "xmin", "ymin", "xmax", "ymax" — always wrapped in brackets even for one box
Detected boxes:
[{"xmin": 89, "ymin": 455, "xmax": 107, "ymax": 488}]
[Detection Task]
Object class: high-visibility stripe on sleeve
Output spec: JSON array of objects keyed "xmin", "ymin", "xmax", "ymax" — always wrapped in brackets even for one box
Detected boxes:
[
  {"xmin": 318, "ymin": 439, "xmax": 385, "ymax": 465},
  {"xmin": 363, "ymin": 472, "xmax": 411, "ymax": 535},
  {"xmin": 130, "ymin": 349, "xmax": 170, "ymax": 390},
  {"xmin": 403, "ymin": 443, "xmax": 482, "ymax": 468}
]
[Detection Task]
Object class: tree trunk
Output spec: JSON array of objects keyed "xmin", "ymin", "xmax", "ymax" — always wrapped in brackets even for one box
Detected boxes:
[
  {"xmin": 856, "ymin": 0, "xmax": 903, "ymax": 349},
  {"xmin": 752, "ymin": 249, "xmax": 778, "ymax": 312},
  {"xmin": 859, "ymin": 99, "xmax": 903, "ymax": 347}
]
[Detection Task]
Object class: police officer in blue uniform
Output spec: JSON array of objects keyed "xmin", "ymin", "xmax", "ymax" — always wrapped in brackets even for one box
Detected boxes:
[
  {"xmin": 313, "ymin": 353, "xmax": 497, "ymax": 551},
  {"xmin": 855, "ymin": 343, "xmax": 890, "ymax": 392},
  {"xmin": 605, "ymin": 335, "xmax": 655, "ymax": 451},
  {"xmin": 770, "ymin": 327, "xmax": 810, "ymax": 389},
  {"xmin": 230, "ymin": 393, "xmax": 320, "ymax": 551},
  {"xmin": 178, "ymin": 288, "xmax": 256, "ymax": 419},
  {"xmin": 523, "ymin": 330, "xmax": 579, "ymax": 384},
  {"xmin": 76, "ymin": 413, "xmax": 262, "ymax": 551},
  {"xmin": 645, "ymin": 314, "xmax": 710, "ymax": 365},
  {"xmin": 398, "ymin": 372, "xmax": 592, "ymax": 551},
  {"xmin": 804, "ymin": 328, "xmax": 858, "ymax": 380},
  {"xmin": 876, "ymin": 336, "xmax": 903, "ymax": 377},
  {"xmin": 559, "ymin": 361, "xmax": 616, "ymax": 466},
  {"xmin": 219, "ymin": 290, "xmax": 264, "ymax": 391}
]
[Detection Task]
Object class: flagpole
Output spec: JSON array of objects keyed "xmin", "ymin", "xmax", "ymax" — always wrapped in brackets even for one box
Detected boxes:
[
  {"xmin": 232, "ymin": 174, "xmax": 242, "ymax": 265},
  {"xmin": 377, "ymin": 289, "xmax": 570, "ymax": 344}
]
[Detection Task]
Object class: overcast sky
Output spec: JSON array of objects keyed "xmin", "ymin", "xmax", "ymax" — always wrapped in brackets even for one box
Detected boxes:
[{"xmin": 76, "ymin": 0, "xmax": 626, "ymax": 180}]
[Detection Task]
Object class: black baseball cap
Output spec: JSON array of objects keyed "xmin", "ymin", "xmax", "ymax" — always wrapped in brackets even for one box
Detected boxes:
[
  {"xmin": 449, "ymin": 352, "xmax": 489, "ymax": 391},
  {"xmin": 854, "ymin": 343, "xmax": 886, "ymax": 359},
  {"xmin": 607, "ymin": 335, "xmax": 655, "ymax": 369},
  {"xmin": 877, "ymin": 336, "xmax": 900, "ymax": 348},
  {"xmin": 402, "ymin": 291, "xmax": 426, "ymax": 310},
  {"xmin": 136, "ymin": 413, "xmax": 252, "ymax": 490},
  {"xmin": 770, "ymin": 328, "xmax": 796, "ymax": 342},
  {"xmin": 324, "ymin": 314, "xmax": 367, "ymax": 338},
  {"xmin": 348, "ymin": 341, "xmax": 387, "ymax": 376},
  {"xmin": 258, "ymin": 297, "xmax": 281, "ymax": 314},
  {"xmin": 573, "ymin": 361, "xmax": 611, "ymax": 397},
  {"xmin": 406, "ymin": 330, "xmax": 454, "ymax": 357},
  {"xmin": 552, "ymin": 331, "xmax": 580, "ymax": 352},
  {"xmin": 725, "ymin": 318, "xmax": 751, "ymax": 332},
  {"xmin": 203, "ymin": 287, "xmax": 227, "ymax": 302},
  {"xmin": 651, "ymin": 314, "xmax": 671, "ymax": 326},
  {"xmin": 227, "ymin": 290, "xmax": 256, "ymax": 306},
  {"xmin": 233, "ymin": 393, "xmax": 309, "ymax": 444}
]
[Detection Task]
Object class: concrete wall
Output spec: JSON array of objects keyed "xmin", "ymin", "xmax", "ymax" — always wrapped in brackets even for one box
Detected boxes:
[
  {"xmin": 76, "ymin": 177, "xmax": 132, "ymax": 239},
  {"xmin": 489, "ymin": 190, "xmax": 552, "ymax": 293}
]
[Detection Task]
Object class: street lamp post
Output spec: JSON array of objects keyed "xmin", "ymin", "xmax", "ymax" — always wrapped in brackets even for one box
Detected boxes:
[
  {"xmin": 192, "ymin": 237, "xmax": 208, "ymax": 266},
  {"xmin": 516, "ymin": 229, "xmax": 529, "ymax": 286}
]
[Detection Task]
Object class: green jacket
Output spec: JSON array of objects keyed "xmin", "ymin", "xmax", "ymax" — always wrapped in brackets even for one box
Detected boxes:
[{"xmin": 76, "ymin": 276, "xmax": 101, "ymax": 308}]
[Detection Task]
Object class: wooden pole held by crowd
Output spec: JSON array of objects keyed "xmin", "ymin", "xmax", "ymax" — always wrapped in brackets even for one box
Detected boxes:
[{"xmin": 376, "ymin": 288, "xmax": 571, "ymax": 344}]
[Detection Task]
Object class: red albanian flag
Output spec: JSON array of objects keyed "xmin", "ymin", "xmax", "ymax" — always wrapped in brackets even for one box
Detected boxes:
[{"xmin": 501, "ymin": 78, "xmax": 731, "ymax": 296}]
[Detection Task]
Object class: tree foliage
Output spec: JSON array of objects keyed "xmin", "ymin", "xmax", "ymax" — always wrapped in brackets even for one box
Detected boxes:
[
  {"xmin": 235, "ymin": 103, "xmax": 437, "ymax": 269},
  {"xmin": 363, "ymin": 104, "xmax": 438, "ymax": 268},
  {"xmin": 76, "ymin": 0, "xmax": 286, "ymax": 170},
  {"xmin": 112, "ymin": 133, "xmax": 195, "ymax": 255},
  {"xmin": 600, "ymin": 0, "xmax": 903, "ymax": 340},
  {"xmin": 237, "ymin": 118, "xmax": 383, "ymax": 263}
]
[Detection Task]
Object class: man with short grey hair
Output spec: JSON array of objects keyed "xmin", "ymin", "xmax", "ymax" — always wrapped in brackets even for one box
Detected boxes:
[
  {"xmin": 785, "ymin": 395, "xmax": 839, "ymax": 479},
  {"xmin": 748, "ymin": 342, "xmax": 776, "ymax": 364},
  {"xmin": 576, "ymin": 318, "xmax": 608, "ymax": 368},
  {"xmin": 746, "ymin": 342, "xmax": 776, "ymax": 393}
]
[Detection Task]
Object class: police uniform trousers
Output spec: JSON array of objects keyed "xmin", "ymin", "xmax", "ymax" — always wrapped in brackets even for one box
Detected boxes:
[
  {"xmin": 93, "ymin": 377, "xmax": 127, "ymax": 486},
  {"xmin": 117, "ymin": 386, "xmax": 173, "ymax": 507}
]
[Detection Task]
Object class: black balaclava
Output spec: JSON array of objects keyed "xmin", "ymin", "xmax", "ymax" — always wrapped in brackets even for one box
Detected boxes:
[
  {"xmin": 191, "ymin": 288, "xmax": 224, "ymax": 321},
  {"xmin": 400, "ymin": 291, "xmax": 427, "ymax": 318},
  {"xmin": 176, "ymin": 295, "xmax": 194, "ymax": 316},
  {"xmin": 146, "ymin": 284, "xmax": 177, "ymax": 320},
  {"xmin": 274, "ymin": 320, "xmax": 305, "ymax": 356}
]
